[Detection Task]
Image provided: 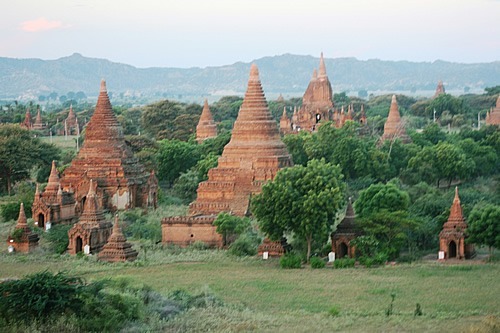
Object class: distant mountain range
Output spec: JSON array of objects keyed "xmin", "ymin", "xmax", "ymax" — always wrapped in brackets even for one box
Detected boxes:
[{"xmin": 1, "ymin": 53, "xmax": 499, "ymax": 100}]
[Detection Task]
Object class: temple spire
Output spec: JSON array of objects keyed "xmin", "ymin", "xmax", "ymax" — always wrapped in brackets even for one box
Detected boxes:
[
  {"xmin": 318, "ymin": 52, "xmax": 327, "ymax": 78},
  {"xmin": 249, "ymin": 63, "xmax": 259, "ymax": 81},
  {"xmin": 16, "ymin": 203, "xmax": 27, "ymax": 227},
  {"xmin": 45, "ymin": 161, "xmax": 60, "ymax": 193}
]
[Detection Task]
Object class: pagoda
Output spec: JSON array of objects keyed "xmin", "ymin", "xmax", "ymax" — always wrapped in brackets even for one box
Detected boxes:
[
  {"xmin": 485, "ymin": 95, "xmax": 500, "ymax": 126},
  {"xmin": 433, "ymin": 80, "xmax": 446, "ymax": 98},
  {"xmin": 331, "ymin": 198, "xmax": 360, "ymax": 259},
  {"xmin": 64, "ymin": 104, "xmax": 80, "ymax": 136},
  {"xmin": 196, "ymin": 99, "xmax": 217, "ymax": 143},
  {"xmin": 6, "ymin": 203, "xmax": 39, "ymax": 253},
  {"xmin": 98, "ymin": 215, "xmax": 138, "ymax": 262},
  {"xmin": 163, "ymin": 64, "xmax": 293, "ymax": 247},
  {"xmin": 32, "ymin": 106, "xmax": 46, "ymax": 132},
  {"xmin": 20, "ymin": 108, "xmax": 33, "ymax": 130},
  {"xmin": 60, "ymin": 80, "xmax": 157, "ymax": 212},
  {"xmin": 67, "ymin": 180, "xmax": 112, "ymax": 255},
  {"xmin": 380, "ymin": 95, "xmax": 411, "ymax": 143},
  {"xmin": 32, "ymin": 161, "xmax": 77, "ymax": 230},
  {"xmin": 438, "ymin": 187, "xmax": 475, "ymax": 260}
]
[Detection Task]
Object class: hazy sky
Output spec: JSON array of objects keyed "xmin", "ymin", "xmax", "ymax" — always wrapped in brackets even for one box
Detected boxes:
[{"xmin": 1, "ymin": 0, "xmax": 499, "ymax": 68}]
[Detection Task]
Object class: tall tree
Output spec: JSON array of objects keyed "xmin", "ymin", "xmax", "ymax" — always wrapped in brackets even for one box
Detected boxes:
[
  {"xmin": 467, "ymin": 204, "xmax": 500, "ymax": 256},
  {"xmin": 252, "ymin": 159, "xmax": 346, "ymax": 261}
]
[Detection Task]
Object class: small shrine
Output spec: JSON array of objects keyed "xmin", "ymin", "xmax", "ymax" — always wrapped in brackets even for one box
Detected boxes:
[
  {"xmin": 196, "ymin": 99, "xmax": 217, "ymax": 143},
  {"xmin": 20, "ymin": 108, "xmax": 33, "ymax": 130},
  {"xmin": 485, "ymin": 95, "xmax": 500, "ymax": 126},
  {"xmin": 32, "ymin": 106, "xmax": 46, "ymax": 132},
  {"xmin": 380, "ymin": 95, "xmax": 411, "ymax": 143},
  {"xmin": 67, "ymin": 180, "xmax": 112, "ymax": 255},
  {"xmin": 438, "ymin": 187, "xmax": 475, "ymax": 260},
  {"xmin": 98, "ymin": 215, "xmax": 138, "ymax": 262},
  {"xmin": 331, "ymin": 198, "xmax": 360, "ymax": 259},
  {"xmin": 6, "ymin": 203, "xmax": 39, "ymax": 253}
]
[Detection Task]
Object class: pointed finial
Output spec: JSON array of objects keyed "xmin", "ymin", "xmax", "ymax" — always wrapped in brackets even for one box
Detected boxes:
[
  {"xmin": 88, "ymin": 179, "xmax": 96, "ymax": 196},
  {"xmin": 113, "ymin": 214, "xmax": 120, "ymax": 232},
  {"xmin": 100, "ymin": 79, "xmax": 107, "ymax": 92},
  {"xmin": 17, "ymin": 203, "xmax": 27, "ymax": 226},
  {"xmin": 249, "ymin": 64, "xmax": 260, "ymax": 81},
  {"xmin": 392, "ymin": 95, "xmax": 397, "ymax": 103},
  {"xmin": 318, "ymin": 52, "xmax": 327, "ymax": 77},
  {"xmin": 454, "ymin": 186, "xmax": 460, "ymax": 202},
  {"xmin": 35, "ymin": 183, "xmax": 40, "ymax": 196},
  {"xmin": 204, "ymin": 98, "xmax": 209, "ymax": 107},
  {"xmin": 312, "ymin": 68, "xmax": 318, "ymax": 79}
]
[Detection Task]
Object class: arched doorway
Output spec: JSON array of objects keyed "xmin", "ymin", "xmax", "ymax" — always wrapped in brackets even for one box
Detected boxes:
[
  {"xmin": 448, "ymin": 241, "xmax": 457, "ymax": 259},
  {"xmin": 338, "ymin": 242, "xmax": 348, "ymax": 259},
  {"xmin": 38, "ymin": 213, "xmax": 45, "ymax": 229},
  {"xmin": 76, "ymin": 237, "xmax": 83, "ymax": 253}
]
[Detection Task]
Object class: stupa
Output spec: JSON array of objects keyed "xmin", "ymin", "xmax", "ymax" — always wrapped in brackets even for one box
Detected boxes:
[
  {"xmin": 485, "ymin": 95, "xmax": 500, "ymax": 126},
  {"xmin": 196, "ymin": 99, "xmax": 217, "ymax": 143},
  {"xmin": 433, "ymin": 80, "xmax": 446, "ymax": 98},
  {"xmin": 67, "ymin": 180, "xmax": 112, "ymax": 255},
  {"xmin": 6, "ymin": 203, "xmax": 39, "ymax": 253},
  {"xmin": 163, "ymin": 64, "xmax": 293, "ymax": 247},
  {"xmin": 32, "ymin": 161, "xmax": 77, "ymax": 230},
  {"xmin": 64, "ymin": 104, "xmax": 80, "ymax": 136},
  {"xmin": 60, "ymin": 80, "xmax": 157, "ymax": 212},
  {"xmin": 380, "ymin": 95, "xmax": 411, "ymax": 143},
  {"xmin": 331, "ymin": 198, "xmax": 360, "ymax": 259},
  {"xmin": 98, "ymin": 215, "xmax": 138, "ymax": 262},
  {"xmin": 32, "ymin": 106, "xmax": 45, "ymax": 131},
  {"xmin": 20, "ymin": 108, "xmax": 33, "ymax": 130},
  {"xmin": 439, "ymin": 187, "xmax": 474, "ymax": 260}
]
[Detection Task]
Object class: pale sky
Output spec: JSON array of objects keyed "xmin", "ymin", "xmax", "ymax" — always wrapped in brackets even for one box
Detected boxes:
[{"xmin": 1, "ymin": 0, "xmax": 499, "ymax": 68}]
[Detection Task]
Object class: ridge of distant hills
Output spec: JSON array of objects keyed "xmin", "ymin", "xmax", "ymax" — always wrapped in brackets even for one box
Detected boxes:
[{"xmin": 1, "ymin": 53, "xmax": 499, "ymax": 100}]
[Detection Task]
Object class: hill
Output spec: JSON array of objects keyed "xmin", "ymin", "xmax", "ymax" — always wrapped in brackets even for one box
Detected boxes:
[{"xmin": 1, "ymin": 53, "xmax": 499, "ymax": 99}]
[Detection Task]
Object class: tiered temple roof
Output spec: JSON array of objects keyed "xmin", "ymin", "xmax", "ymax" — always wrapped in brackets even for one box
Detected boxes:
[
  {"xmin": 21, "ymin": 108, "xmax": 33, "ymax": 129},
  {"xmin": 64, "ymin": 104, "xmax": 80, "ymax": 135},
  {"xmin": 196, "ymin": 99, "xmax": 217, "ymax": 143},
  {"xmin": 98, "ymin": 215, "xmax": 138, "ymax": 262},
  {"xmin": 32, "ymin": 107, "xmax": 45, "ymax": 131},
  {"xmin": 60, "ymin": 80, "xmax": 156, "ymax": 211},
  {"xmin": 6, "ymin": 203, "xmax": 39, "ymax": 253},
  {"xmin": 331, "ymin": 198, "xmax": 360, "ymax": 258},
  {"xmin": 486, "ymin": 95, "xmax": 500, "ymax": 126},
  {"xmin": 380, "ymin": 95, "xmax": 411, "ymax": 143},
  {"xmin": 433, "ymin": 80, "xmax": 446, "ymax": 98}
]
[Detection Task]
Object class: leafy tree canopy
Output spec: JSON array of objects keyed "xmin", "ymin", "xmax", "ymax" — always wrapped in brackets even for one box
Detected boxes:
[
  {"xmin": 467, "ymin": 204, "xmax": 500, "ymax": 256},
  {"xmin": 354, "ymin": 181, "xmax": 410, "ymax": 218}
]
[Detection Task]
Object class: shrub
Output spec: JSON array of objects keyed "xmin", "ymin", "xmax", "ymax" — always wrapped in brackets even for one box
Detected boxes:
[
  {"xmin": 1, "ymin": 202, "xmax": 23, "ymax": 222},
  {"xmin": 228, "ymin": 231, "xmax": 260, "ymax": 257},
  {"xmin": 333, "ymin": 258, "xmax": 356, "ymax": 269},
  {"xmin": 310, "ymin": 256, "xmax": 326, "ymax": 269},
  {"xmin": 43, "ymin": 224, "xmax": 71, "ymax": 254},
  {"xmin": 328, "ymin": 306, "xmax": 340, "ymax": 317},
  {"xmin": 279, "ymin": 253, "xmax": 302, "ymax": 269}
]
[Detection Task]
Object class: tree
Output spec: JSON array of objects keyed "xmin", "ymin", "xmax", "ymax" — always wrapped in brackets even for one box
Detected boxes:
[
  {"xmin": 252, "ymin": 159, "xmax": 346, "ymax": 261},
  {"xmin": 0, "ymin": 125, "xmax": 60, "ymax": 195},
  {"xmin": 213, "ymin": 212, "xmax": 251, "ymax": 246},
  {"xmin": 157, "ymin": 139, "xmax": 200, "ymax": 186},
  {"xmin": 467, "ymin": 204, "xmax": 500, "ymax": 256},
  {"xmin": 282, "ymin": 131, "xmax": 311, "ymax": 166},
  {"xmin": 354, "ymin": 181, "xmax": 410, "ymax": 218}
]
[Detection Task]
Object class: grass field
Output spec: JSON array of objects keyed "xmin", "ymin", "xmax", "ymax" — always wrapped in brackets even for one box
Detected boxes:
[{"xmin": 0, "ymin": 244, "xmax": 498, "ymax": 332}]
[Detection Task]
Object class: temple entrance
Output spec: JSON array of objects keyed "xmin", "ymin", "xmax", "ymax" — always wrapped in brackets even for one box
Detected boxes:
[
  {"xmin": 448, "ymin": 241, "xmax": 457, "ymax": 258},
  {"xmin": 76, "ymin": 237, "xmax": 83, "ymax": 253},
  {"xmin": 338, "ymin": 242, "xmax": 348, "ymax": 258},
  {"xmin": 38, "ymin": 213, "xmax": 45, "ymax": 229}
]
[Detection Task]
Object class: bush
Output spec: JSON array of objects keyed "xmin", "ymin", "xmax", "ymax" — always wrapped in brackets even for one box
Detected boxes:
[
  {"xmin": 1, "ymin": 202, "xmax": 23, "ymax": 222},
  {"xmin": 279, "ymin": 253, "xmax": 302, "ymax": 269},
  {"xmin": 43, "ymin": 224, "xmax": 71, "ymax": 254},
  {"xmin": 310, "ymin": 256, "xmax": 326, "ymax": 269},
  {"xmin": 228, "ymin": 231, "xmax": 261, "ymax": 257},
  {"xmin": 328, "ymin": 306, "xmax": 341, "ymax": 317},
  {"xmin": 333, "ymin": 258, "xmax": 356, "ymax": 269}
]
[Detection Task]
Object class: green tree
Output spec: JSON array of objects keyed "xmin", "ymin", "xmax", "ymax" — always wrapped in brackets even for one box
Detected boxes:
[
  {"xmin": 213, "ymin": 212, "xmax": 251, "ymax": 246},
  {"xmin": 467, "ymin": 204, "xmax": 500, "ymax": 256},
  {"xmin": 354, "ymin": 181, "xmax": 410, "ymax": 218},
  {"xmin": 252, "ymin": 159, "xmax": 346, "ymax": 261},
  {"xmin": 157, "ymin": 139, "xmax": 200, "ymax": 186},
  {"xmin": 282, "ymin": 131, "xmax": 311, "ymax": 166}
]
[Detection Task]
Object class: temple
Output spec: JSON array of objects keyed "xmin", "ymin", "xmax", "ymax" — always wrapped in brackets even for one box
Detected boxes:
[
  {"xmin": 32, "ymin": 106, "xmax": 46, "ymax": 132},
  {"xmin": 162, "ymin": 64, "xmax": 293, "ymax": 247},
  {"xmin": 20, "ymin": 108, "xmax": 33, "ymax": 130},
  {"xmin": 485, "ymin": 95, "xmax": 500, "ymax": 126},
  {"xmin": 63, "ymin": 104, "xmax": 80, "ymax": 136},
  {"xmin": 6, "ymin": 203, "xmax": 39, "ymax": 253},
  {"xmin": 280, "ymin": 53, "xmax": 333, "ymax": 133},
  {"xmin": 32, "ymin": 161, "xmax": 77, "ymax": 230},
  {"xmin": 438, "ymin": 187, "xmax": 475, "ymax": 260},
  {"xmin": 433, "ymin": 80, "xmax": 446, "ymax": 98},
  {"xmin": 98, "ymin": 215, "xmax": 138, "ymax": 262},
  {"xmin": 331, "ymin": 198, "xmax": 360, "ymax": 259},
  {"xmin": 380, "ymin": 95, "xmax": 411, "ymax": 143},
  {"xmin": 59, "ymin": 80, "xmax": 157, "ymax": 212},
  {"xmin": 67, "ymin": 180, "xmax": 113, "ymax": 255},
  {"xmin": 196, "ymin": 99, "xmax": 217, "ymax": 143}
]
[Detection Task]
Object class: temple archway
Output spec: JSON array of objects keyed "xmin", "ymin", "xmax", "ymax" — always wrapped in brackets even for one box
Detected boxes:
[
  {"xmin": 338, "ymin": 242, "xmax": 348, "ymax": 259},
  {"xmin": 38, "ymin": 213, "xmax": 45, "ymax": 229},
  {"xmin": 76, "ymin": 237, "xmax": 83, "ymax": 253},
  {"xmin": 448, "ymin": 241, "xmax": 457, "ymax": 259}
]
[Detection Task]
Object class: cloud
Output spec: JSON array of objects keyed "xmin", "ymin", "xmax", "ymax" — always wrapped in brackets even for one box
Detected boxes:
[{"xmin": 21, "ymin": 18, "xmax": 69, "ymax": 32}]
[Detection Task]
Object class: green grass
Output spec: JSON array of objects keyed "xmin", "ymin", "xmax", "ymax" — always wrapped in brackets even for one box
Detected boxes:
[{"xmin": 0, "ymin": 248, "xmax": 498, "ymax": 332}]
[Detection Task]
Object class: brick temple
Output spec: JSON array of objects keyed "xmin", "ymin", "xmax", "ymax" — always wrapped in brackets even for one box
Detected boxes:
[
  {"xmin": 196, "ymin": 99, "xmax": 217, "ymax": 143},
  {"xmin": 433, "ymin": 80, "xmax": 446, "ymax": 98},
  {"xmin": 439, "ymin": 187, "xmax": 474, "ymax": 260},
  {"xmin": 20, "ymin": 108, "xmax": 33, "ymax": 130},
  {"xmin": 67, "ymin": 180, "xmax": 112, "ymax": 255},
  {"xmin": 485, "ymin": 95, "xmax": 500, "ymax": 126},
  {"xmin": 32, "ymin": 106, "xmax": 46, "ymax": 132},
  {"xmin": 6, "ymin": 203, "xmax": 39, "ymax": 253},
  {"xmin": 162, "ymin": 64, "xmax": 293, "ymax": 247},
  {"xmin": 331, "ymin": 198, "xmax": 360, "ymax": 259},
  {"xmin": 380, "ymin": 95, "xmax": 411, "ymax": 143},
  {"xmin": 60, "ymin": 80, "xmax": 158, "ymax": 212},
  {"xmin": 98, "ymin": 215, "xmax": 138, "ymax": 262},
  {"xmin": 63, "ymin": 104, "xmax": 80, "ymax": 136}
]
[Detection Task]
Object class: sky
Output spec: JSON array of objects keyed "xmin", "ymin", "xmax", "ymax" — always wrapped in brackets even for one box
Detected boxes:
[{"xmin": 1, "ymin": 0, "xmax": 499, "ymax": 68}]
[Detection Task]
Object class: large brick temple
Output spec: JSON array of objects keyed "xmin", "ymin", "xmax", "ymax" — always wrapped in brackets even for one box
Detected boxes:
[
  {"xmin": 162, "ymin": 64, "xmax": 293, "ymax": 247},
  {"xmin": 60, "ymin": 80, "xmax": 158, "ymax": 212}
]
